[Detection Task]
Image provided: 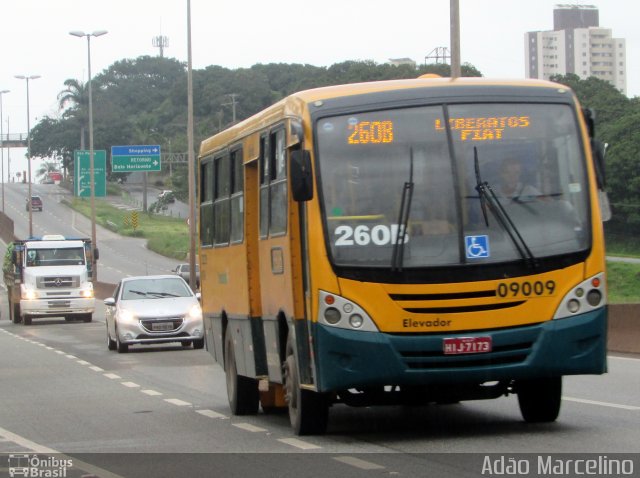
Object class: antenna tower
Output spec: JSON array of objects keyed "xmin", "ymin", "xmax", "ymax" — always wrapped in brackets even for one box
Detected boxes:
[{"xmin": 152, "ymin": 35, "xmax": 169, "ymax": 58}]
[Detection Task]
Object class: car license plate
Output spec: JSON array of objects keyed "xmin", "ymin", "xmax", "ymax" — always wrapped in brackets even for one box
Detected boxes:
[
  {"xmin": 443, "ymin": 336, "xmax": 492, "ymax": 355},
  {"xmin": 152, "ymin": 322, "xmax": 173, "ymax": 331}
]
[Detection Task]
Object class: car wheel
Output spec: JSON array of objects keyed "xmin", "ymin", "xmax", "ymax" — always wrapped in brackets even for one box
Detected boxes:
[
  {"xmin": 224, "ymin": 327, "xmax": 258, "ymax": 415},
  {"xmin": 106, "ymin": 323, "xmax": 117, "ymax": 351},
  {"xmin": 283, "ymin": 334, "xmax": 329, "ymax": 435},
  {"xmin": 181, "ymin": 341, "xmax": 192, "ymax": 347},
  {"xmin": 193, "ymin": 338, "xmax": 205, "ymax": 349},
  {"xmin": 115, "ymin": 326, "xmax": 128, "ymax": 353}
]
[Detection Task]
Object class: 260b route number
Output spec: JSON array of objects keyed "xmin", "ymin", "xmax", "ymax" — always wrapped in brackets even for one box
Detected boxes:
[{"xmin": 496, "ymin": 280, "xmax": 556, "ymax": 298}]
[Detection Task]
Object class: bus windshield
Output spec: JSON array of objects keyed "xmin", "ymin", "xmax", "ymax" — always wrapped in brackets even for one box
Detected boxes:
[{"xmin": 316, "ymin": 103, "xmax": 590, "ymax": 268}]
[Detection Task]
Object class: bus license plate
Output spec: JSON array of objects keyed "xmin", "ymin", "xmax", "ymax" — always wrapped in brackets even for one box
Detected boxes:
[
  {"xmin": 443, "ymin": 336, "xmax": 492, "ymax": 355},
  {"xmin": 152, "ymin": 322, "xmax": 173, "ymax": 331}
]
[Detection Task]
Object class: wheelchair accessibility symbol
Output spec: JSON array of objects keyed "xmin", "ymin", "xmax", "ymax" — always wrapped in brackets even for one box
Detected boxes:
[{"xmin": 465, "ymin": 235, "xmax": 490, "ymax": 259}]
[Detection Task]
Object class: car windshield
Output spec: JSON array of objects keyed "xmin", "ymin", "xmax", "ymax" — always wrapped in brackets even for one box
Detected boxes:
[
  {"xmin": 26, "ymin": 247, "xmax": 85, "ymax": 266},
  {"xmin": 316, "ymin": 103, "xmax": 590, "ymax": 268},
  {"xmin": 121, "ymin": 277, "xmax": 192, "ymax": 300}
]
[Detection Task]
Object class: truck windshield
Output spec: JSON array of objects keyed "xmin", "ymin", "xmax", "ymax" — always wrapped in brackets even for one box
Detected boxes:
[
  {"xmin": 26, "ymin": 247, "xmax": 86, "ymax": 267},
  {"xmin": 316, "ymin": 103, "xmax": 590, "ymax": 268}
]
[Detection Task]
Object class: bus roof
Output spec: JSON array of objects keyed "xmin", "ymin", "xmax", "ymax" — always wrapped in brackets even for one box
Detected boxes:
[{"xmin": 199, "ymin": 76, "xmax": 573, "ymax": 155}]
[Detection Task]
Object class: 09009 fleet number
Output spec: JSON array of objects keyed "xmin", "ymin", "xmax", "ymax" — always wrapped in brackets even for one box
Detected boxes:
[{"xmin": 496, "ymin": 280, "xmax": 556, "ymax": 299}]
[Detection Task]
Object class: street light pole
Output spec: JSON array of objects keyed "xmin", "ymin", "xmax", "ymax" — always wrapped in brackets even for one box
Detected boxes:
[
  {"xmin": 186, "ymin": 0, "xmax": 197, "ymax": 290},
  {"xmin": 0, "ymin": 89, "xmax": 9, "ymax": 213},
  {"xmin": 14, "ymin": 75, "xmax": 40, "ymax": 237},
  {"xmin": 70, "ymin": 29, "xmax": 107, "ymax": 282}
]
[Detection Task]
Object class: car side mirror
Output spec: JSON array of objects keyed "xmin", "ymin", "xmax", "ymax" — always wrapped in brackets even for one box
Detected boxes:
[{"xmin": 104, "ymin": 297, "xmax": 116, "ymax": 306}]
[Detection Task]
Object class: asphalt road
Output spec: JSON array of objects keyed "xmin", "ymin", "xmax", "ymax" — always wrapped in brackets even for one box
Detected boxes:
[{"xmin": 0, "ymin": 182, "xmax": 638, "ymax": 477}]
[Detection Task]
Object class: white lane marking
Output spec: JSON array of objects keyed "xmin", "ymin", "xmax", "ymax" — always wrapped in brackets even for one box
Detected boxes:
[
  {"xmin": 333, "ymin": 456, "xmax": 385, "ymax": 470},
  {"xmin": 608, "ymin": 355, "xmax": 640, "ymax": 362},
  {"xmin": 141, "ymin": 389, "xmax": 163, "ymax": 396},
  {"xmin": 164, "ymin": 398, "xmax": 192, "ymax": 406},
  {"xmin": 55, "ymin": 350, "xmax": 65, "ymax": 354},
  {"xmin": 0, "ymin": 425, "xmax": 59, "ymax": 453},
  {"xmin": 65, "ymin": 354, "xmax": 77, "ymax": 359},
  {"xmin": 563, "ymin": 396, "xmax": 640, "ymax": 410},
  {"xmin": 104, "ymin": 373, "xmax": 121, "ymax": 379},
  {"xmin": 196, "ymin": 409, "xmax": 227, "ymax": 419},
  {"xmin": 121, "ymin": 382, "xmax": 140, "ymax": 388},
  {"xmin": 89, "ymin": 366, "xmax": 104, "ymax": 372},
  {"xmin": 77, "ymin": 360, "xmax": 90, "ymax": 365},
  {"xmin": 233, "ymin": 423, "xmax": 267, "ymax": 433},
  {"xmin": 277, "ymin": 438, "xmax": 321, "ymax": 450}
]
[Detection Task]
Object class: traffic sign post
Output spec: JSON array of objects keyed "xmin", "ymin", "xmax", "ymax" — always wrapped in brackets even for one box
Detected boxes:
[
  {"xmin": 111, "ymin": 145, "xmax": 161, "ymax": 172},
  {"xmin": 74, "ymin": 150, "xmax": 107, "ymax": 197}
]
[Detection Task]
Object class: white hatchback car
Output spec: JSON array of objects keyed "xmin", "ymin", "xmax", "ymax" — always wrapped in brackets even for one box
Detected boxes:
[{"xmin": 104, "ymin": 275, "xmax": 204, "ymax": 353}]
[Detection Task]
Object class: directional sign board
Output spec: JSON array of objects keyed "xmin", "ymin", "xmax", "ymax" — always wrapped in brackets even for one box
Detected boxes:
[
  {"xmin": 74, "ymin": 150, "xmax": 106, "ymax": 197},
  {"xmin": 111, "ymin": 145, "xmax": 161, "ymax": 172}
]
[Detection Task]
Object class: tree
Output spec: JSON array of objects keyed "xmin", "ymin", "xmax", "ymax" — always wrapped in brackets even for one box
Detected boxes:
[
  {"xmin": 57, "ymin": 79, "xmax": 89, "ymax": 149},
  {"xmin": 35, "ymin": 161, "xmax": 60, "ymax": 182}
]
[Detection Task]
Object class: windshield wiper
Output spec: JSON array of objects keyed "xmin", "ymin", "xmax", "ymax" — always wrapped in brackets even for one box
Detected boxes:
[
  {"xmin": 391, "ymin": 148, "xmax": 414, "ymax": 271},
  {"xmin": 128, "ymin": 290, "xmax": 148, "ymax": 297},
  {"xmin": 146, "ymin": 291, "xmax": 180, "ymax": 298},
  {"xmin": 473, "ymin": 147, "xmax": 538, "ymax": 268}
]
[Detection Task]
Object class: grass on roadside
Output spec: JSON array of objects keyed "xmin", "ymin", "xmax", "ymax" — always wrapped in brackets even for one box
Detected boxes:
[{"xmin": 69, "ymin": 197, "xmax": 190, "ymax": 260}]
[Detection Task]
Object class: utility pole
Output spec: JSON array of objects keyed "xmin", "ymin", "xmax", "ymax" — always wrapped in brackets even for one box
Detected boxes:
[
  {"xmin": 223, "ymin": 94, "xmax": 239, "ymax": 124},
  {"xmin": 450, "ymin": 0, "xmax": 461, "ymax": 78}
]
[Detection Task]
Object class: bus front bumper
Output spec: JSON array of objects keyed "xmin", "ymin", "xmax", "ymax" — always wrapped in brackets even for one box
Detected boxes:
[{"xmin": 313, "ymin": 307, "xmax": 607, "ymax": 392}]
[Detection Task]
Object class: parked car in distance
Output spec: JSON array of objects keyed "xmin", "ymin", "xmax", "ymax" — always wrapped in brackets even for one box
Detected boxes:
[
  {"xmin": 158, "ymin": 190, "xmax": 175, "ymax": 203},
  {"xmin": 173, "ymin": 263, "xmax": 200, "ymax": 288},
  {"xmin": 104, "ymin": 275, "xmax": 204, "ymax": 353},
  {"xmin": 26, "ymin": 195, "xmax": 43, "ymax": 211}
]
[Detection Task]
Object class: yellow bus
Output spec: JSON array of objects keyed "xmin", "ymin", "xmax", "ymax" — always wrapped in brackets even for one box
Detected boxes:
[{"xmin": 198, "ymin": 76, "xmax": 609, "ymax": 435}]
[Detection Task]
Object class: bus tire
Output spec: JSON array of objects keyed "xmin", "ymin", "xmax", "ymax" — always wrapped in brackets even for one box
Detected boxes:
[
  {"xmin": 517, "ymin": 376, "xmax": 562, "ymax": 423},
  {"xmin": 283, "ymin": 336, "xmax": 329, "ymax": 435},
  {"xmin": 224, "ymin": 327, "xmax": 259, "ymax": 415}
]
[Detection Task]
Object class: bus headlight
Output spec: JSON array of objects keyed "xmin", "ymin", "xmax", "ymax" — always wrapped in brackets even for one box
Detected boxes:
[
  {"xmin": 318, "ymin": 291, "xmax": 378, "ymax": 332},
  {"xmin": 553, "ymin": 273, "xmax": 606, "ymax": 319},
  {"xmin": 324, "ymin": 307, "xmax": 341, "ymax": 324}
]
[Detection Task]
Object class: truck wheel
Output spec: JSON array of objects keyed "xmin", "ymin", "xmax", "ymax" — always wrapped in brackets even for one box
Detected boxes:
[
  {"xmin": 517, "ymin": 377, "xmax": 562, "ymax": 423},
  {"xmin": 83, "ymin": 314, "xmax": 93, "ymax": 323},
  {"xmin": 10, "ymin": 302, "xmax": 21, "ymax": 324},
  {"xmin": 224, "ymin": 327, "xmax": 259, "ymax": 415},
  {"xmin": 283, "ymin": 335, "xmax": 329, "ymax": 435},
  {"xmin": 23, "ymin": 315, "xmax": 32, "ymax": 326}
]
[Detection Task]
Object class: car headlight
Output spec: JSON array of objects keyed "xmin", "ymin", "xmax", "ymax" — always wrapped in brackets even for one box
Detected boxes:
[
  {"xmin": 119, "ymin": 309, "xmax": 137, "ymax": 322},
  {"xmin": 187, "ymin": 304, "xmax": 203, "ymax": 320}
]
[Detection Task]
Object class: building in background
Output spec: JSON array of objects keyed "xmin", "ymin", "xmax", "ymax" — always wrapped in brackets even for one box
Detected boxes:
[{"xmin": 525, "ymin": 4, "xmax": 626, "ymax": 94}]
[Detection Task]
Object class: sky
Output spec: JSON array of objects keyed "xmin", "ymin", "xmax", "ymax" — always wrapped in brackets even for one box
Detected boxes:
[{"xmin": 1, "ymin": 0, "xmax": 638, "ymax": 180}]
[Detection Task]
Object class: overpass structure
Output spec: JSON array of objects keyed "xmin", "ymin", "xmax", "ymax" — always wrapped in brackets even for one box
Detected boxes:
[{"xmin": 1, "ymin": 133, "xmax": 28, "ymax": 148}]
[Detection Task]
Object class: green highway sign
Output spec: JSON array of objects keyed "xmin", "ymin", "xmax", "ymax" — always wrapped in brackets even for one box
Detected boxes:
[
  {"xmin": 74, "ymin": 150, "xmax": 106, "ymax": 197},
  {"xmin": 111, "ymin": 145, "xmax": 161, "ymax": 172}
]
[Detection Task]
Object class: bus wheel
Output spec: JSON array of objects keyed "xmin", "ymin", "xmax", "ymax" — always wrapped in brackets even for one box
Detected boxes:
[
  {"xmin": 283, "ymin": 337, "xmax": 329, "ymax": 435},
  {"xmin": 517, "ymin": 377, "xmax": 562, "ymax": 423},
  {"xmin": 224, "ymin": 327, "xmax": 258, "ymax": 415}
]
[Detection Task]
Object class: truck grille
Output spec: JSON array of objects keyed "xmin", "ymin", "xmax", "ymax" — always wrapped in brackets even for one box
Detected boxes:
[{"xmin": 37, "ymin": 276, "xmax": 80, "ymax": 289}]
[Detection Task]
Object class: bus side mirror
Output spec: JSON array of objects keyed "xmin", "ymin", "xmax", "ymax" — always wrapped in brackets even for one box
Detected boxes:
[
  {"xmin": 591, "ymin": 139, "xmax": 607, "ymax": 189},
  {"xmin": 290, "ymin": 149, "xmax": 313, "ymax": 202},
  {"xmin": 94, "ymin": 248, "xmax": 100, "ymax": 262}
]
